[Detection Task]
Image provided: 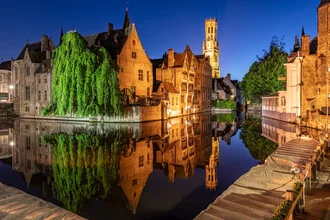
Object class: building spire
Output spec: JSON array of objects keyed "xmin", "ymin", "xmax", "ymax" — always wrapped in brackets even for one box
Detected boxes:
[
  {"xmin": 59, "ymin": 26, "xmax": 64, "ymax": 45},
  {"xmin": 301, "ymin": 26, "xmax": 305, "ymax": 37},
  {"xmin": 123, "ymin": 8, "xmax": 131, "ymax": 29},
  {"xmin": 294, "ymin": 35, "xmax": 301, "ymax": 52}
]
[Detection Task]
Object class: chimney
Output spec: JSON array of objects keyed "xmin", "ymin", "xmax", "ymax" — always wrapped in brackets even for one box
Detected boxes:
[
  {"xmin": 301, "ymin": 35, "xmax": 310, "ymax": 56},
  {"xmin": 108, "ymin": 23, "xmax": 113, "ymax": 34},
  {"xmin": 227, "ymin": 73, "xmax": 231, "ymax": 79},
  {"xmin": 41, "ymin": 35, "xmax": 49, "ymax": 52},
  {"xmin": 168, "ymin": 49, "xmax": 174, "ymax": 67}
]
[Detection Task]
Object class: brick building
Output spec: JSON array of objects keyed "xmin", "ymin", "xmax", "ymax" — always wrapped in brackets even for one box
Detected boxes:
[{"xmin": 85, "ymin": 9, "xmax": 153, "ymax": 101}]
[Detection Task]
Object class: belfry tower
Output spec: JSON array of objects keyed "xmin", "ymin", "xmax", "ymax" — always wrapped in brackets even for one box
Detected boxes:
[{"xmin": 203, "ymin": 18, "xmax": 220, "ymax": 78}]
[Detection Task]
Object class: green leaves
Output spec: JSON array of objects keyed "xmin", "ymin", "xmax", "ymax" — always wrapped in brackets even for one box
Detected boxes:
[
  {"xmin": 213, "ymin": 99, "xmax": 236, "ymax": 109},
  {"xmin": 42, "ymin": 31, "xmax": 123, "ymax": 117},
  {"xmin": 240, "ymin": 37, "xmax": 287, "ymax": 104}
]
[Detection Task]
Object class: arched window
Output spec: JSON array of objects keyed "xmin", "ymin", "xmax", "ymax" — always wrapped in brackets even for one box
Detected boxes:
[
  {"xmin": 208, "ymin": 27, "xmax": 210, "ymax": 33},
  {"xmin": 211, "ymin": 27, "xmax": 213, "ymax": 33},
  {"xmin": 281, "ymin": 96, "xmax": 286, "ymax": 106}
]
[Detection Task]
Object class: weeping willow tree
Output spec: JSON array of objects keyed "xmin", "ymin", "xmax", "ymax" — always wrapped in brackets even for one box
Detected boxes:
[
  {"xmin": 44, "ymin": 130, "xmax": 122, "ymax": 213},
  {"xmin": 42, "ymin": 31, "xmax": 122, "ymax": 117}
]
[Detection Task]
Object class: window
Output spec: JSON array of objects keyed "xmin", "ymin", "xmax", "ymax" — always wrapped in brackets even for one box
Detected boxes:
[
  {"xmin": 132, "ymin": 178, "xmax": 137, "ymax": 186},
  {"xmin": 131, "ymin": 86, "xmax": 136, "ymax": 92},
  {"xmin": 132, "ymin": 52, "xmax": 137, "ymax": 59},
  {"xmin": 44, "ymin": 90, "xmax": 47, "ymax": 101},
  {"xmin": 147, "ymin": 71, "xmax": 150, "ymax": 82},
  {"xmin": 38, "ymin": 78, "xmax": 41, "ymax": 84},
  {"xmin": 26, "ymin": 160, "xmax": 31, "ymax": 170},
  {"xmin": 139, "ymin": 155, "xmax": 144, "ymax": 167},
  {"xmin": 121, "ymin": 67, "xmax": 124, "ymax": 72},
  {"xmin": 38, "ymin": 91, "xmax": 41, "ymax": 100},
  {"xmin": 26, "ymin": 66, "xmax": 30, "ymax": 76},
  {"xmin": 39, "ymin": 137, "xmax": 42, "ymax": 147},
  {"xmin": 176, "ymin": 97, "xmax": 178, "ymax": 105},
  {"xmin": 0, "ymin": 74, "xmax": 2, "ymax": 82},
  {"xmin": 208, "ymin": 27, "xmax": 210, "ymax": 33},
  {"xmin": 44, "ymin": 78, "xmax": 47, "ymax": 83},
  {"xmin": 147, "ymin": 87, "xmax": 150, "ymax": 96},
  {"xmin": 172, "ymin": 97, "xmax": 174, "ymax": 105},
  {"xmin": 211, "ymin": 27, "xmax": 213, "ymax": 33},
  {"xmin": 25, "ymin": 106, "xmax": 30, "ymax": 112},
  {"xmin": 1, "ymin": 84, "xmax": 6, "ymax": 92},
  {"xmin": 25, "ymin": 125, "xmax": 30, "ymax": 130},
  {"xmin": 181, "ymin": 95, "xmax": 184, "ymax": 103},
  {"xmin": 138, "ymin": 69, "xmax": 143, "ymax": 81},
  {"xmin": 26, "ymin": 136, "xmax": 31, "ymax": 150},
  {"xmin": 132, "ymin": 40, "xmax": 136, "ymax": 46},
  {"xmin": 25, "ymin": 86, "xmax": 30, "ymax": 100}
]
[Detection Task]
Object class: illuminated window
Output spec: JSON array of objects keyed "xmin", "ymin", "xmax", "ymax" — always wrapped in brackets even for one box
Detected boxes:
[
  {"xmin": 25, "ymin": 86, "xmax": 30, "ymax": 100},
  {"xmin": 1, "ymin": 84, "xmax": 6, "ymax": 92},
  {"xmin": 132, "ymin": 52, "xmax": 137, "ymax": 59},
  {"xmin": 138, "ymin": 69, "xmax": 143, "ymax": 81},
  {"xmin": 139, "ymin": 155, "xmax": 144, "ymax": 167}
]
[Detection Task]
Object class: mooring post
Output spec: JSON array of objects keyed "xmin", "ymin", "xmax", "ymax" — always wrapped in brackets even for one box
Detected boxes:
[{"xmin": 306, "ymin": 162, "xmax": 312, "ymax": 194}]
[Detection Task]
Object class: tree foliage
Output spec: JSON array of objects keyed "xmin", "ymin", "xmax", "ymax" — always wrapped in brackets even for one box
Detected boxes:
[
  {"xmin": 42, "ymin": 31, "xmax": 122, "ymax": 117},
  {"xmin": 239, "ymin": 118, "xmax": 278, "ymax": 162},
  {"xmin": 213, "ymin": 99, "xmax": 236, "ymax": 109},
  {"xmin": 240, "ymin": 37, "xmax": 287, "ymax": 104},
  {"xmin": 45, "ymin": 130, "xmax": 123, "ymax": 213}
]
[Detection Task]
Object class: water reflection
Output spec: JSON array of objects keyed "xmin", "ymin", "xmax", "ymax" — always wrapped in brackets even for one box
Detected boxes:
[{"xmin": 0, "ymin": 114, "xmax": 251, "ymax": 218}]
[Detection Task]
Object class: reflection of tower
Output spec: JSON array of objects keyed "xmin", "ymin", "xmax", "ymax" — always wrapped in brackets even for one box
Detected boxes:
[
  {"xmin": 118, "ymin": 140, "xmax": 153, "ymax": 214},
  {"xmin": 203, "ymin": 18, "xmax": 220, "ymax": 78},
  {"xmin": 205, "ymin": 136, "xmax": 219, "ymax": 190}
]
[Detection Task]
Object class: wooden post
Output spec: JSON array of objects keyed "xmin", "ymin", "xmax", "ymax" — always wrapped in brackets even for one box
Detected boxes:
[
  {"xmin": 306, "ymin": 162, "xmax": 312, "ymax": 194},
  {"xmin": 286, "ymin": 190, "xmax": 294, "ymax": 202},
  {"xmin": 286, "ymin": 190, "xmax": 294, "ymax": 220}
]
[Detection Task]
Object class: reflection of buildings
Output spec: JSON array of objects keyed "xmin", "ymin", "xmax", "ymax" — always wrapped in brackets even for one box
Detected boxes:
[
  {"xmin": 3, "ymin": 116, "xmax": 242, "ymax": 214},
  {"xmin": 118, "ymin": 139, "xmax": 153, "ymax": 214},
  {"xmin": 261, "ymin": 117, "xmax": 298, "ymax": 147},
  {"xmin": 0, "ymin": 127, "xmax": 13, "ymax": 159},
  {"xmin": 12, "ymin": 120, "xmax": 52, "ymax": 187},
  {"xmin": 212, "ymin": 120, "xmax": 239, "ymax": 145}
]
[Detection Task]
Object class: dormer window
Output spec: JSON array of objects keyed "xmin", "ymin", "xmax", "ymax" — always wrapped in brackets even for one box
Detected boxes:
[{"xmin": 132, "ymin": 52, "xmax": 137, "ymax": 59}]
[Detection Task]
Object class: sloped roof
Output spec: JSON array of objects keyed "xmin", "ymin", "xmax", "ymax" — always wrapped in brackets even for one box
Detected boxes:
[
  {"xmin": 163, "ymin": 82, "xmax": 178, "ymax": 93},
  {"xmin": 319, "ymin": 0, "xmax": 330, "ymax": 8},
  {"xmin": 17, "ymin": 42, "xmax": 44, "ymax": 63},
  {"xmin": 153, "ymin": 80, "xmax": 162, "ymax": 92},
  {"xmin": 35, "ymin": 60, "xmax": 51, "ymax": 73},
  {"xmin": 0, "ymin": 61, "xmax": 11, "ymax": 71}
]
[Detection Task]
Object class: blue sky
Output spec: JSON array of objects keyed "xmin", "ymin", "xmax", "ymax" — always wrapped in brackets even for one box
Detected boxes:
[{"xmin": 0, "ymin": 0, "xmax": 320, "ymax": 80}]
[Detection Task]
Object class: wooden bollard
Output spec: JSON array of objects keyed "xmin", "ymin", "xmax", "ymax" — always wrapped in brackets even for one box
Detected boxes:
[{"xmin": 286, "ymin": 190, "xmax": 294, "ymax": 202}]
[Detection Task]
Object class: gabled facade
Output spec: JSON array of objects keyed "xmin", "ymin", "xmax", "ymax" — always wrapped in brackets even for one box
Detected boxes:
[
  {"xmin": 84, "ymin": 9, "xmax": 153, "ymax": 100},
  {"xmin": 12, "ymin": 35, "xmax": 55, "ymax": 117},
  {"xmin": 152, "ymin": 46, "xmax": 212, "ymax": 117}
]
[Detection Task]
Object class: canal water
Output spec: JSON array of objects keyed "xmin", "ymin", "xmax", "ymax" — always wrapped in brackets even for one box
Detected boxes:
[{"xmin": 0, "ymin": 113, "xmax": 285, "ymax": 219}]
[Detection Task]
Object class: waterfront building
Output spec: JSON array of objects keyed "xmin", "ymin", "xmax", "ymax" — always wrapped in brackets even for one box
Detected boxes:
[
  {"xmin": 0, "ymin": 127, "xmax": 13, "ymax": 160},
  {"xmin": 84, "ymin": 9, "xmax": 153, "ymax": 101},
  {"xmin": 12, "ymin": 35, "xmax": 54, "ymax": 117},
  {"xmin": 262, "ymin": 0, "xmax": 330, "ymax": 129},
  {"xmin": 212, "ymin": 74, "xmax": 242, "ymax": 102},
  {"xmin": 152, "ymin": 46, "xmax": 212, "ymax": 117},
  {"xmin": 0, "ymin": 61, "xmax": 12, "ymax": 102}
]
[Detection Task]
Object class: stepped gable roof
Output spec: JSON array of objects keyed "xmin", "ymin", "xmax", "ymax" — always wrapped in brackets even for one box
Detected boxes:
[
  {"xmin": 17, "ymin": 42, "xmax": 45, "ymax": 63},
  {"xmin": 0, "ymin": 61, "xmax": 11, "ymax": 71}
]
